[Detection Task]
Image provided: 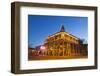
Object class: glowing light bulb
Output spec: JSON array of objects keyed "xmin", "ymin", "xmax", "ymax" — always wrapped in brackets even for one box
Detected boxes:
[{"xmin": 40, "ymin": 46, "xmax": 46, "ymax": 50}]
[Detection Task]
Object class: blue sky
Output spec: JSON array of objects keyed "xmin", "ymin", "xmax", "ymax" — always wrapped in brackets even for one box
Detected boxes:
[{"xmin": 28, "ymin": 15, "xmax": 88, "ymax": 48}]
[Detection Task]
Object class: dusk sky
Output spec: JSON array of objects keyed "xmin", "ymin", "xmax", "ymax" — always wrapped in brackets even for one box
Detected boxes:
[{"xmin": 28, "ymin": 15, "xmax": 88, "ymax": 48}]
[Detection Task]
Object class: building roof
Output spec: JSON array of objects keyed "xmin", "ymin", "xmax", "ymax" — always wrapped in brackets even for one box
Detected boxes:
[{"xmin": 47, "ymin": 25, "xmax": 80, "ymax": 40}]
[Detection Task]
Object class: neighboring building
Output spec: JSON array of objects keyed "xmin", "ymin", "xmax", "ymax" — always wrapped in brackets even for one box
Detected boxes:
[
  {"xmin": 28, "ymin": 48, "xmax": 36, "ymax": 59},
  {"xmin": 29, "ymin": 25, "xmax": 88, "ymax": 59}
]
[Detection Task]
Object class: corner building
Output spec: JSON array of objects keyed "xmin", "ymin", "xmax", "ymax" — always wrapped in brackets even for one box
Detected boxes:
[{"xmin": 43, "ymin": 25, "xmax": 87, "ymax": 57}]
